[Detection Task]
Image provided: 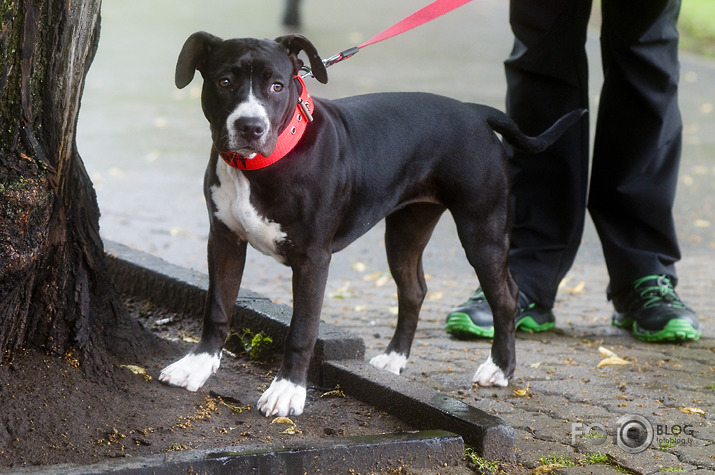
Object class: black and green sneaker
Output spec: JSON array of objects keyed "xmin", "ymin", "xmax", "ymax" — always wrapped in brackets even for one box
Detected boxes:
[
  {"xmin": 611, "ymin": 274, "xmax": 700, "ymax": 342},
  {"xmin": 444, "ymin": 287, "xmax": 556, "ymax": 339}
]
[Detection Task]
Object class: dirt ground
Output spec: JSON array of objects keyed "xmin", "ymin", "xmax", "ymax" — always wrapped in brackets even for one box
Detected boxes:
[{"xmin": 0, "ymin": 297, "xmax": 414, "ymax": 470}]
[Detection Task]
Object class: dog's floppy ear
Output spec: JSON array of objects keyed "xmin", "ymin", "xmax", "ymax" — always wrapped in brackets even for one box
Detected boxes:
[
  {"xmin": 175, "ymin": 31, "xmax": 223, "ymax": 89},
  {"xmin": 274, "ymin": 34, "xmax": 328, "ymax": 84}
]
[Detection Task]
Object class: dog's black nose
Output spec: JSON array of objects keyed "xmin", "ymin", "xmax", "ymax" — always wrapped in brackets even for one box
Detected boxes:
[{"xmin": 236, "ymin": 117, "xmax": 266, "ymax": 140}]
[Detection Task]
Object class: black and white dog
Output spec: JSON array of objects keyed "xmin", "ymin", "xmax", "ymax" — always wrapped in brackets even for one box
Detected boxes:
[{"xmin": 159, "ymin": 32, "xmax": 583, "ymax": 417}]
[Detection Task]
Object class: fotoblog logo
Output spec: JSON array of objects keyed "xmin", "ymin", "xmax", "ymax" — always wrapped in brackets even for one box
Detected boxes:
[
  {"xmin": 615, "ymin": 414, "xmax": 653, "ymax": 454},
  {"xmin": 572, "ymin": 414, "xmax": 695, "ymax": 454}
]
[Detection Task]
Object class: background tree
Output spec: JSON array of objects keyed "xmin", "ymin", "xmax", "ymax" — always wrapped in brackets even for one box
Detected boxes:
[{"xmin": 1, "ymin": 0, "xmax": 125, "ymax": 379}]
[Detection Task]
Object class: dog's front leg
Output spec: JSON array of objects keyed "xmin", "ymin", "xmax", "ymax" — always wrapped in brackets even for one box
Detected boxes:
[
  {"xmin": 160, "ymin": 227, "xmax": 247, "ymax": 391},
  {"xmin": 257, "ymin": 251, "xmax": 330, "ymax": 417}
]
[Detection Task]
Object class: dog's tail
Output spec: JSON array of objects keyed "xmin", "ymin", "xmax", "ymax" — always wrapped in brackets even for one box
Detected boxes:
[{"xmin": 477, "ymin": 105, "xmax": 587, "ymax": 154}]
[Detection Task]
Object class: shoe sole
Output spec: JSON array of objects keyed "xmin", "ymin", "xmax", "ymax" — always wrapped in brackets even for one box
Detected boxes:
[
  {"xmin": 634, "ymin": 318, "xmax": 701, "ymax": 342},
  {"xmin": 445, "ymin": 313, "xmax": 555, "ymax": 339},
  {"xmin": 516, "ymin": 316, "xmax": 556, "ymax": 333},
  {"xmin": 444, "ymin": 313, "xmax": 494, "ymax": 339},
  {"xmin": 613, "ymin": 316, "xmax": 701, "ymax": 342}
]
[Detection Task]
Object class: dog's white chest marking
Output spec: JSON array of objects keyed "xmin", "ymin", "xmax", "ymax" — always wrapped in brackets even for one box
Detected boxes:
[{"xmin": 211, "ymin": 160, "xmax": 287, "ymax": 261}]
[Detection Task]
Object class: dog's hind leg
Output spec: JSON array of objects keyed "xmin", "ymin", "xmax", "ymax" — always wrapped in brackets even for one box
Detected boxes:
[
  {"xmin": 370, "ymin": 203, "xmax": 445, "ymax": 375},
  {"xmin": 452, "ymin": 203, "xmax": 518, "ymax": 387}
]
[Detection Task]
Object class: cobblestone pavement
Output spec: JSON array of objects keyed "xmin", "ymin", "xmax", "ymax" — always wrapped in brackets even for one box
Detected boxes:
[{"xmin": 79, "ymin": 0, "xmax": 714, "ymax": 472}]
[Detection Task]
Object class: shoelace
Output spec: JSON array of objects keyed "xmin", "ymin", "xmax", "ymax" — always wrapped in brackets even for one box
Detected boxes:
[
  {"xmin": 465, "ymin": 288, "xmax": 486, "ymax": 304},
  {"xmin": 465, "ymin": 288, "xmax": 535, "ymax": 312},
  {"xmin": 634, "ymin": 275, "xmax": 687, "ymax": 309}
]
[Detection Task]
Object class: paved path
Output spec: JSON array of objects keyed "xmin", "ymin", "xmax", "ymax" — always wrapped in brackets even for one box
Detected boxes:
[{"xmin": 79, "ymin": 0, "xmax": 714, "ymax": 471}]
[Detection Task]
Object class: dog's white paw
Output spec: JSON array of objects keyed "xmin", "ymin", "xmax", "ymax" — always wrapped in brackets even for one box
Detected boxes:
[
  {"xmin": 159, "ymin": 352, "xmax": 221, "ymax": 392},
  {"xmin": 473, "ymin": 354, "xmax": 509, "ymax": 387},
  {"xmin": 257, "ymin": 378, "xmax": 306, "ymax": 417},
  {"xmin": 370, "ymin": 351, "xmax": 407, "ymax": 375}
]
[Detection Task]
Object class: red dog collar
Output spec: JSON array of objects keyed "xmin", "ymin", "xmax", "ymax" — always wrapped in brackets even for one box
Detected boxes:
[{"xmin": 220, "ymin": 76, "xmax": 314, "ymax": 171}]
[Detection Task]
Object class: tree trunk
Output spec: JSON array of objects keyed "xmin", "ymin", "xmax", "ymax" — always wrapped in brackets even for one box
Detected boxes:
[{"xmin": 1, "ymin": 0, "xmax": 121, "ymax": 380}]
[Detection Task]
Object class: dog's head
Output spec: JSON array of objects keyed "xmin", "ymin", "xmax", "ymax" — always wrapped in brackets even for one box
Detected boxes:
[{"xmin": 176, "ymin": 32, "xmax": 327, "ymax": 159}]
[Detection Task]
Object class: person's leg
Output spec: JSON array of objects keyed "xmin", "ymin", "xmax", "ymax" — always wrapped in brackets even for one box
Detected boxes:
[
  {"xmin": 590, "ymin": 0, "xmax": 681, "ymax": 292},
  {"xmin": 504, "ymin": 0, "xmax": 592, "ymax": 308},
  {"xmin": 590, "ymin": 0, "xmax": 699, "ymax": 341}
]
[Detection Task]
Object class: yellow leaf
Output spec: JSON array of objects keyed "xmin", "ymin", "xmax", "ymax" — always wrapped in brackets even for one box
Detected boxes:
[
  {"xmin": 375, "ymin": 275, "xmax": 390, "ymax": 287},
  {"xmin": 569, "ymin": 281, "xmax": 586, "ymax": 293},
  {"xmin": 533, "ymin": 464, "xmax": 565, "ymax": 474},
  {"xmin": 329, "ymin": 281, "xmax": 355, "ymax": 299},
  {"xmin": 597, "ymin": 356, "xmax": 629, "ymax": 368},
  {"xmin": 352, "ymin": 261, "xmax": 366, "ymax": 272},
  {"xmin": 121, "ymin": 364, "xmax": 147, "ymax": 375},
  {"xmin": 321, "ymin": 385, "xmax": 345, "ymax": 398},
  {"xmin": 513, "ymin": 383, "xmax": 530, "ymax": 397},
  {"xmin": 271, "ymin": 417, "xmax": 294, "ymax": 425},
  {"xmin": 681, "ymin": 407, "xmax": 706, "ymax": 416},
  {"xmin": 120, "ymin": 365, "xmax": 151, "ymax": 381},
  {"xmin": 363, "ymin": 272, "xmax": 383, "ymax": 282},
  {"xmin": 426, "ymin": 291, "xmax": 444, "ymax": 300},
  {"xmin": 694, "ymin": 219, "xmax": 711, "ymax": 228},
  {"xmin": 271, "ymin": 416, "xmax": 301, "ymax": 435},
  {"xmin": 598, "ymin": 347, "xmax": 617, "ymax": 357}
]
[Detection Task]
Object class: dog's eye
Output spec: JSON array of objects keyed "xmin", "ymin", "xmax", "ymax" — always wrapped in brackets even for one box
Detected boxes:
[
  {"xmin": 218, "ymin": 78, "xmax": 231, "ymax": 88},
  {"xmin": 271, "ymin": 83, "xmax": 284, "ymax": 93}
]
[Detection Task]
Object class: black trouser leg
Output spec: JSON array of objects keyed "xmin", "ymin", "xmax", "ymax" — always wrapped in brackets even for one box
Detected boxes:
[
  {"xmin": 589, "ymin": 0, "xmax": 683, "ymax": 297},
  {"xmin": 505, "ymin": 0, "xmax": 592, "ymax": 307}
]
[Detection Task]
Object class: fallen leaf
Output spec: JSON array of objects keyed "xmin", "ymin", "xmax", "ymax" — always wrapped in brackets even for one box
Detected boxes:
[
  {"xmin": 375, "ymin": 275, "xmax": 390, "ymax": 287},
  {"xmin": 533, "ymin": 464, "xmax": 565, "ymax": 474},
  {"xmin": 352, "ymin": 261, "xmax": 366, "ymax": 272},
  {"xmin": 221, "ymin": 401, "xmax": 250, "ymax": 413},
  {"xmin": 565, "ymin": 281, "xmax": 586, "ymax": 294},
  {"xmin": 681, "ymin": 407, "xmax": 706, "ymax": 416},
  {"xmin": 597, "ymin": 356, "xmax": 630, "ymax": 368},
  {"xmin": 513, "ymin": 383, "xmax": 530, "ymax": 397},
  {"xmin": 281, "ymin": 425, "xmax": 302, "ymax": 435},
  {"xmin": 694, "ymin": 219, "xmax": 711, "ymax": 228},
  {"xmin": 363, "ymin": 272, "xmax": 384, "ymax": 282},
  {"xmin": 597, "ymin": 347, "xmax": 629, "ymax": 368},
  {"xmin": 271, "ymin": 417, "xmax": 294, "ymax": 425},
  {"xmin": 121, "ymin": 364, "xmax": 152, "ymax": 381},
  {"xmin": 271, "ymin": 416, "xmax": 302, "ymax": 435},
  {"xmin": 321, "ymin": 385, "xmax": 345, "ymax": 398},
  {"xmin": 598, "ymin": 347, "xmax": 617, "ymax": 357},
  {"xmin": 426, "ymin": 291, "xmax": 444, "ymax": 300},
  {"xmin": 329, "ymin": 281, "xmax": 355, "ymax": 299}
]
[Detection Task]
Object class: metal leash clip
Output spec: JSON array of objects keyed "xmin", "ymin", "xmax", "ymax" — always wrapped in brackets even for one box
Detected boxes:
[{"xmin": 300, "ymin": 46, "xmax": 361, "ymax": 79}]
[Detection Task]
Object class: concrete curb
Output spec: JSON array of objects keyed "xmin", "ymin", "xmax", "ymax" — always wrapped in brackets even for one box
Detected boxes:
[
  {"xmin": 15, "ymin": 431, "xmax": 465, "ymax": 474},
  {"xmin": 323, "ymin": 360, "xmax": 516, "ymax": 462},
  {"xmin": 103, "ymin": 240, "xmax": 516, "ymax": 463}
]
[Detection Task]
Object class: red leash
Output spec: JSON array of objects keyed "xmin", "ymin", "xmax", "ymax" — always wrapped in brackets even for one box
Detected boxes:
[{"xmin": 309, "ymin": 0, "xmax": 474, "ymax": 73}]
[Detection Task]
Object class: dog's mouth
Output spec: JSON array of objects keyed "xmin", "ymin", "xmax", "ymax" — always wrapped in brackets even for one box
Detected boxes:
[{"xmin": 215, "ymin": 132, "xmax": 278, "ymax": 159}]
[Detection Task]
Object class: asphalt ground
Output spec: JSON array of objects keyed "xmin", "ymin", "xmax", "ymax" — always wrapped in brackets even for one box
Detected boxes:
[{"xmin": 78, "ymin": 0, "xmax": 714, "ymax": 471}]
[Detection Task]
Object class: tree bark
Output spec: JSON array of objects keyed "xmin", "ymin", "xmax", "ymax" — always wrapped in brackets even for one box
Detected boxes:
[{"xmin": 1, "ymin": 0, "xmax": 121, "ymax": 380}]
